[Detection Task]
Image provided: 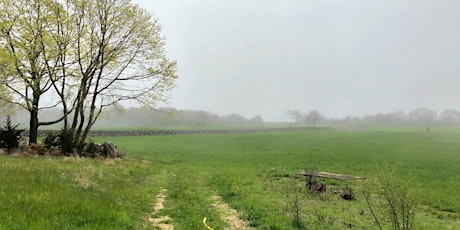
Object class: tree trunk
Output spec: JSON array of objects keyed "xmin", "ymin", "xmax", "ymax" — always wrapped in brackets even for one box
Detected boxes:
[{"xmin": 29, "ymin": 109, "xmax": 39, "ymax": 144}]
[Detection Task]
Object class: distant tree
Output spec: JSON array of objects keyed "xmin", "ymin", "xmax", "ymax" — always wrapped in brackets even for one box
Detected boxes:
[
  {"xmin": 408, "ymin": 107, "xmax": 436, "ymax": 125},
  {"xmin": 286, "ymin": 110, "xmax": 303, "ymax": 127},
  {"xmin": 223, "ymin": 113, "xmax": 248, "ymax": 125},
  {"xmin": 305, "ymin": 110, "xmax": 322, "ymax": 128},
  {"xmin": 249, "ymin": 115, "xmax": 264, "ymax": 124},
  {"xmin": 363, "ymin": 111, "xmax": 407, "ymax": 126},
  {"xmin": 439, "ymin": 109, "xmax": 460, "ymax": 125}
]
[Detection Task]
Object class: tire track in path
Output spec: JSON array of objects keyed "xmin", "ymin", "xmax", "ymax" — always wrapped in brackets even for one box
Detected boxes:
[
  {"xmin": 148, "ymin": 189, "xmax": 174, "ymax": 230},
  {"xmin": 210, "ymin": 195, "xmax": 254, "ymax": 230}
]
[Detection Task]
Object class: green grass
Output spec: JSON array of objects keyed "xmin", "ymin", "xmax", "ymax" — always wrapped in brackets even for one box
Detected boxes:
[
  {"xmin": 97, "ymin": 129, "xmax": 460, "ymax": 229},
  {"xmin": 0, "ymin": 156, "xmax": 167, "ymax": 229},
  {"xmin": 1, "ymin": 128, "xmax": 460, "ymax": 229}
]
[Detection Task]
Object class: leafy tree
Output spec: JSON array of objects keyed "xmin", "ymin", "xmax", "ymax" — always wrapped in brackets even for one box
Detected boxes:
[
  {"xmin": 0, "ymin": 0, "xmax": 178, "ymax": 145},
  {"xmin": 0, "ymin": 0, "xmax": 72, "ymax": 143},
  {"xmin": 64, "ymin": 0, "xmax": 177, "ymax": 146}
]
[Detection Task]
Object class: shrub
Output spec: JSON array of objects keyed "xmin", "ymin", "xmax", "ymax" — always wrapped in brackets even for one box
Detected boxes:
[
  {"xmin": 58, "ymin": 129, "xmax": 76, "ymax": 155},
  {"xmin": 44, "ymin": 129, "xmax": 79, "ymax": 155},
  {"xmin": 44, "ymin": 132, "xmax": 61, "ymax": 148},
  {"xmin": 25, "ymin": 143, "xmax": 48, "ymax": 156},
  {"xmin": 283, "ymin": 175, "xmax": 306, "ymax": 229},
  {"xmin": 363, "ymin": 157, "xmax": 416, "ymax": 230},
  {"xmin": 0, "ymin": 116, "xmax": 24, "ymax": 153}
]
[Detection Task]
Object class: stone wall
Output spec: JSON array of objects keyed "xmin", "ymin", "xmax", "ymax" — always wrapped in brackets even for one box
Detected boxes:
[{"xmin": 24, "ymin": 127, "xmax": 315, "ymax": 137}]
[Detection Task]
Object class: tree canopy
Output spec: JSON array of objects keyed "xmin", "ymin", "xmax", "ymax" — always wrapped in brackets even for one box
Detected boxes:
[{"xmin": 0, "ymin": 0, "xmax": 178, "ymax": 145}]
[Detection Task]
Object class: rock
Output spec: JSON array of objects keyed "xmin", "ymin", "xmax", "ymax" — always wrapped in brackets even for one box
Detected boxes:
[
  {"xmin": 81, "ymin": 141, "xmax": 124, "ymax": 158},
  {"xmin": 104, "ymin": 142, "xmax": 118, "ymax": 158}
]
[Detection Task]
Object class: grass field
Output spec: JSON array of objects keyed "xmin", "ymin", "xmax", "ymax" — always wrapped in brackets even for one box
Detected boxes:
[{"xmin": 1, "ymin": 128, "xmax": 460, "ymax": 229}]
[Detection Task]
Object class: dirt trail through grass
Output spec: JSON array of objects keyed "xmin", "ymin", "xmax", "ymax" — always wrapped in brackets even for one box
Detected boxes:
[
  {"xmin": 148, "ymin": 189, "xmax": 174, "ymax": 230},
  {"xmin": 211, "ymin": 195, "xmax": 254, "ymax": 230}
]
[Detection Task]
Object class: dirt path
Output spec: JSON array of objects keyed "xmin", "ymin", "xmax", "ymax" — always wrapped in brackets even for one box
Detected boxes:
[
  {"xmin": 148, "ymin": 189, "xmax": 174, "ymax": 230},
  {"xmin": 211, "ymin": 195, "xmax": 254, "ymax": 230}
]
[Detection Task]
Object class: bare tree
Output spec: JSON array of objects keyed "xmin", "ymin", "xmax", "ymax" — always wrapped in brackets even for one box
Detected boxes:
[{"xmin": 286, "ymin": 110, "xmax": 303, "ymax": 127}]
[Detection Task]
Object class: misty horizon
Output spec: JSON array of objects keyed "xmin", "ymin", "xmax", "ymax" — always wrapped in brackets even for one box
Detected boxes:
[
  {"xmin": 130, "ymin": 1, "xmax": 460, "ymax": 122},
  {"xmin": 5, "ymin": 105, "xmax": 459, "ymax": 127}
]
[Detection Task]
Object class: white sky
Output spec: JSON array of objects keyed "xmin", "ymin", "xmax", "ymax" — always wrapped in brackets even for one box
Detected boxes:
[{"xmin": 133, "ymin": 0, "xmax": 460, "ymax": 121}]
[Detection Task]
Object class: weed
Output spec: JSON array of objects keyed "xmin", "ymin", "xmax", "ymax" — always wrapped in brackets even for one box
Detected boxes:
[{"xmin": 282, "ymin": 175, "xmax": 306, "ymax": 229}]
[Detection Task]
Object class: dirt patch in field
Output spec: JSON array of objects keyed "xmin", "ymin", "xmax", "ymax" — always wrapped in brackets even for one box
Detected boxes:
[
  {"xmin": 148, "ymin": 189, "xmax": 174, "ymax": 230},
  {"xmin": 211, "ymin": 195, "xmax": 254, "ymax": 230}
]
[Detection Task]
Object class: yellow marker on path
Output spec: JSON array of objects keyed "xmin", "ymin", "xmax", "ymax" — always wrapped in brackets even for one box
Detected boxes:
[{"xmin": 203, "ymin": 217, "xmax": 214, "ymax": 230}]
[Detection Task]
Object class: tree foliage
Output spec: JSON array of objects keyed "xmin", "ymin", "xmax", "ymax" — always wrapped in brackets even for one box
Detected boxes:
[{"xmin": 0, "ymin": 0, "xmax": 178, "ymax": 145}]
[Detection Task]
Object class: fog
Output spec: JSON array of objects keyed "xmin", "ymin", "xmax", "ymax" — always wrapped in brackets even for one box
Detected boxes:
[{"xmin": 124, "ymin": 1, "xmax": 459, "ymax": 121}]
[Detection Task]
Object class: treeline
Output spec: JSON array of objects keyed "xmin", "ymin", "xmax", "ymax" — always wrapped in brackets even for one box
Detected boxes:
[
  {"xmin": 328, "ymin": 107, "xmax": 460, "ymax": 127},
  {"xmin": 5, "ymin": 107, "xmax": 264, "ymax": 128},
  {"xmin": 286, "ymin": 107, "xmax": 460, "ymax": 128},
  {"xmin": 5, "ymin": 106, "xmax": 460, "ymax": 129},
  {"xmin": 98, "ymin": 107, "xmax": 264, "ymax": 127}
]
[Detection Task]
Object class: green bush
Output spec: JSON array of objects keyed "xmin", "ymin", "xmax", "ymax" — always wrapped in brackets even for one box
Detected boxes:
[
  {"xmin": 58, "ymin": 129, "xmax": 76, "ymax": 155},
  {"xmin": 0, "ymin": 116, "xmax": 24, "ymax": 152},
  {"xmin": 43, "ymin": 129, "xmax": 78, "ymax": 155},
  {"xmin": 43, "ymin": 132, "xmax": 60, "ymax": 148}
]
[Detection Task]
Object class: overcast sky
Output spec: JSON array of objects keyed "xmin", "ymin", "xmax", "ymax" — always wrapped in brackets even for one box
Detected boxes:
[{"xmin": 133, "ymin": 0, "xmax": 460, "ymax": 121}]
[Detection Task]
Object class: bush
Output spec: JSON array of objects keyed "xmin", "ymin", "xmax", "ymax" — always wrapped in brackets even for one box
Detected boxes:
[
  {"xmin": 363, "ymin": 158, "xmax": 416, "ymax": 230},
  {"xmin": 44, "ymin": 132, "xmax": 61, "ymax": 148},
  {"xmin": 0, "ymin": 116, "xmax": 24, "ymax": 153},
  {"xmin": 21, "ymin": 129, "xmax": 124, "ymax": 158},
  {"xmin": 58, "ymin": 129, "xmax": 76, "ymax": 155},
  {"xmin": 43, "ymin": 129, "xmax": 79, "ymax": 155},
  {"xmin": 25, "ymin": 143, "xmax": 48, "ymax": 156}
]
